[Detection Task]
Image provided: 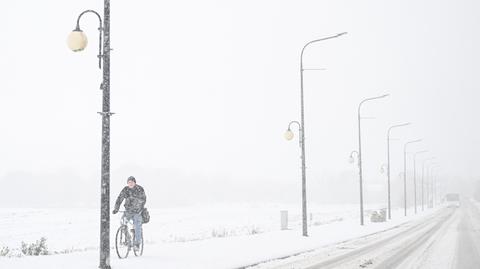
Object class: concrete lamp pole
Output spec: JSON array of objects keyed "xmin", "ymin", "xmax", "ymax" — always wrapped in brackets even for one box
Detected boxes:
[
  {"xmin": 413, "ymin": 150, "xmax": 428, "ymax": 214},
  {"xmin": 285, "ymin": 32, "xmax": 347, "ymax": 237},
  {"xmin": 67, "ymin": 2, "xmax": 112, "ymax": 268},
  {"xmin": 386, "ymin": 122, "xmax": 410, "ymax": 219},
  {"xmin": 429, "ymin": 164, "xmax": 440, "ymax": 207},
  {"xmin": 421, "ymin": 157, "xmax": 435, "ymax": 211},
  {"xmin": 403, "ymin": 139, "xmax": 422, "ymax": 217},
  {"xmin": 432, "ymin": 168, "xmax": 440, "ymax": 206},
  {"xmin": 357, "ymin": 94, "xmax": 389, "ymax": 225}
]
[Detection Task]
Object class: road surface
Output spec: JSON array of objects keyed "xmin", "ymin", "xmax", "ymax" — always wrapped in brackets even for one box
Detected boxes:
[{"xmin": 252, "ymin": 200, "xmax": 480, "ymax": 269}]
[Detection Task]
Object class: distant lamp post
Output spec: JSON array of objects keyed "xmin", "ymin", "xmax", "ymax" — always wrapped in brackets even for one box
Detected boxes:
[
  {"xmin": 421, "ymin": 157, "xmax": 435, "ymax": 211},
  {"xmin": 413, "ymin": 150, "xmax": 428, "ymax": 214},
  {"xmin": 284, "ymin": 119, "xmax": 308, "ymax": 236},
  {"xmin": 286, "ymin": 32, "xmax": 347, "ymax": 237},
  {"xmin": 386, "ymin": 122, "xmax": 410, "ymax": 219},
  {"xmin": 403, "ymin": 139, "xmax": 422, "ymax": 216},
  {"xmin": 357, "ymin": 94, "xmax": 389, "ymax": 225},
  {"xmin": 428, "ymin": 164, "xmax": 440, "ymax": 207},
  {"xmin": 68, "ymin": 5, "xmax": 112, "ymax": 269},
  {"xmin": 432, "ymin": 167, "xmax": 440, "ymax": 206}
]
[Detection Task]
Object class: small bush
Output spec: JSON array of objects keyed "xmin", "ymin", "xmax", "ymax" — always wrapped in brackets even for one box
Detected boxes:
[
  {"xmin": 21, "ymin": 237, "xmax": 49, "ymax": 256},
  {"xmin": 247, "ymin": 226, "xmax": 261, "ymax": 235},
  {"xmin": 211, "ymin": 229, "xmax": 229, "ymax": 238},
  {"xmin": 0, "ymin": 246, "xmax": 9, "ymax": 257}
]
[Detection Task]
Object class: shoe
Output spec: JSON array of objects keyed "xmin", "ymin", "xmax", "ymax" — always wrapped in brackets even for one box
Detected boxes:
[{"xmin": 133, "ymin": 244, "xmax": 140, "ymax": 252}]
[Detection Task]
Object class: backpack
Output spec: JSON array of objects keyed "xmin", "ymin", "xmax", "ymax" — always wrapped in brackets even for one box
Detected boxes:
[{"xmin": 141, "ymin": 208, "xmax": 150, "ymax": 224}]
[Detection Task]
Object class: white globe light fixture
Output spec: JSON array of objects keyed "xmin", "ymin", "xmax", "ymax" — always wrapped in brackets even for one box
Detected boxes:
[
  {"xmin": 67, "ymin": 29, "xmax": 88, "ymax": 52},
  {"xmin": 284, "ymin": 129, "xmax": 294, "ymax": 141}
]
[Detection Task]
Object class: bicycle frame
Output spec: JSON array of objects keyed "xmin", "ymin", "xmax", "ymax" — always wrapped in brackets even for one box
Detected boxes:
[
  {"xmin": 119, "ymin": 211, "xmax": 135, "ymax": 226},
  {"xmin": 115, "ymin": 211, "xmax": 144, "ymax": 258}
]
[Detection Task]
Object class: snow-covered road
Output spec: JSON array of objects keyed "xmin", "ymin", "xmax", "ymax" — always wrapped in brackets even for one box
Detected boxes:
[{"xmin": 254, "ymin": 200, "xmax": 480, "ymax": 269}]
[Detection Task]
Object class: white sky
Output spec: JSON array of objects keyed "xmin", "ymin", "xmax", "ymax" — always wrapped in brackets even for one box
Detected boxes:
[{"xmin": 1, "ymin": 0, "xmax": 479, "ymax": 208}]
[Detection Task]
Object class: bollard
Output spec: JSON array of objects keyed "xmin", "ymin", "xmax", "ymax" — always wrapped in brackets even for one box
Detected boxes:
[{"xmin": 280, "ymin": 210, "xmax": 288, "ymax": 230}]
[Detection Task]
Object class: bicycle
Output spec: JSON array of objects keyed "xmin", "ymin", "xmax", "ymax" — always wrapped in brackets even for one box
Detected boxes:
[{"xmin": 115, "ymin": 211, "xmax": 144, "ymax": 258}]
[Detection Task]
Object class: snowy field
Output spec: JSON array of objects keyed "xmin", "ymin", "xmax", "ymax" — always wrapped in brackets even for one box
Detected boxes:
[{"xmin": 0, "ymin": 203, "xmax": 438, "ymax": 268}]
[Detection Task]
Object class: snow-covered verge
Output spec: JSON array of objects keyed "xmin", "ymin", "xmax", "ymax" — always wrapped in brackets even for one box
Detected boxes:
[
  {"xmin": 0, "ymin": 203, "xmax": 379, "ymax": 254},
  {"xmin": 472, "ymin": 198, "xmax": 480, "ymax": 209},
  {"xmin": 0, "ymin": 203, "xmax": 438, "ymax": 268}
]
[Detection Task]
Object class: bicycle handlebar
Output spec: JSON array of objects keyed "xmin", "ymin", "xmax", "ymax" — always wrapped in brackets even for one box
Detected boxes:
[{"xmin": 115, "ymin": 209, "xmax": 144, "ymax": 213}]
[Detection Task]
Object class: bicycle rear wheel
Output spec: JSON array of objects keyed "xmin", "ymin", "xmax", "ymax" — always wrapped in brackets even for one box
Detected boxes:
[
  {"xmin": 115, "ymin": 225, "xmax": 131, "ymax": 259},
  {"xmin": 133, "ymin": 230, "xmax": 144, "ymax": 256}
]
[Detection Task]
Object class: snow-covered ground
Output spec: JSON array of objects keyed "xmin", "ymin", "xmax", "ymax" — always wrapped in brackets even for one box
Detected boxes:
[{"xmin": 0, "ymin": 203, "xmax": 437, "ymax": 268}]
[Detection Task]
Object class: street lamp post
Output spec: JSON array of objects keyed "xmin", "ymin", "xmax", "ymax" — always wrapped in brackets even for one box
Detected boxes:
[
  {"xmin": 421, "ymin": 157, "xmax": 435, "ymax": 211},
  {"xmin": 432, "ymin": 169, "xmax": 437, "ymax": 206},
  {"xmin": 357, "ymin": 94, "xmax": 389, "ymax": 225},
  {"xmin": 386, "ymin": 123, "xmax": 410, "ymax": 219},
  {"xmin": 403, "ymin": 139, "xmax": 422, "ymax": 216},
  {"xmin": 285, "ymin": 32, "xmax": 347, "ymax": 237},
  {"xmin": 432, "ymin": 168, "xmax": 440, "ymax": 206},
  {"xmin": 67, "ymin": 3, "xmax": 112, "ymax": 269},
  {"xmin": 413, "ymin": 150, "xmax": 428, "ymax": 214},
  {"xmin": 428, "ymin": 164, "xmax": 439, "ymax": 207}
]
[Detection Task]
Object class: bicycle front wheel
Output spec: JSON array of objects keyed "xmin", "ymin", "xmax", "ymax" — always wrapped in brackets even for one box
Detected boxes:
[{"xmin": 115, "ymin": 225, "xmax": 131, "ymax": 259}]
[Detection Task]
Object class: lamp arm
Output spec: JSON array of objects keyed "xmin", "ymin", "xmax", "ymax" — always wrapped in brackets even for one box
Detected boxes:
[{"xmin": 75, "ymin": 10, "xmax": 103, "ymax": 69}]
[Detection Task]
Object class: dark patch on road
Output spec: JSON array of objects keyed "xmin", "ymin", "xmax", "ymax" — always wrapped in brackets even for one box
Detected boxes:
[{"xmin": 359, "ymin": 259, "xmax": 373, "ymax": 268}]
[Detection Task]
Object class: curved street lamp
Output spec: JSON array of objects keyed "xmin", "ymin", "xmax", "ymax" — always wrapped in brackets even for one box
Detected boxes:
[
  {"xmin": 403, "ymin": 139, "xmax": 422, "ymax": 216},
  {"xmin": 349, "ymin": 150, "xmax": 359, "ymax": 163},
  {"xmin": 413, "ymin": 150, "xmax": 428, "ymax": 214},
  {"xmin": 67, "ymin": 10, "xmax": 104, "ymax": 68},
  {"xmin": 287, "ymin": 32, "xmax": 347, "ymax": 237},
  {"xmin": 357, "ymin": 94, "xmax": 389, "ymax": 225},
  {"xmin": 67, "ymin": 4, "xmax": 112, "ymax": 269},
  {"xmin": 386, "ymin": 122, "xmax": 410, "ymax": 219},
  {"xmin": 285, "ymin": 121, "xmax": 301, "ymax": 143}
]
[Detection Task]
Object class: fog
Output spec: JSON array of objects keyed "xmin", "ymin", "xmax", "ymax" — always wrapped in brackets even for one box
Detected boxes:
[{"xmin": 1, "ymin": 0, "xmax": 479, "ymax": 208}]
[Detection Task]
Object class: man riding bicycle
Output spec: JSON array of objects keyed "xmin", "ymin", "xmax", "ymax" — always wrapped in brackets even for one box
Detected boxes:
[{"xmin": 112, "ymin": 176, "xmax": 147, "ymax": 251}]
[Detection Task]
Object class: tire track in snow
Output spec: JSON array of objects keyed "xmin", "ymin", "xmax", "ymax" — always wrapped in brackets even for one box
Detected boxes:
[
  {"xmin": 304, "ymin": 208, "xmax": 454, "ymax": 269},
  {"xmin": 247, "ymin": 208, "xmax": 453, "ymax": 269}
]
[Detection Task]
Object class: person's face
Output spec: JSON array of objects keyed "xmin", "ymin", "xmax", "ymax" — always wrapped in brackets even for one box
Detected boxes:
[{"xmin": 127, "ymin": 180, "xmax": 136, "ymax": 188}]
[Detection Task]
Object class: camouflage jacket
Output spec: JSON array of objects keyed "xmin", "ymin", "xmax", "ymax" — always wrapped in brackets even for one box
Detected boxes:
[{"xmin": 114, "ymin": 185, "xmax": 147, "ymax": 214}]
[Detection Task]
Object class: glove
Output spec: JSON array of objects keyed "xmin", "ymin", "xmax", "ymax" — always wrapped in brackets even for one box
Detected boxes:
[{"xmin": 112, "ymin": 209, "xmax": 118, "ymax": 214}]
